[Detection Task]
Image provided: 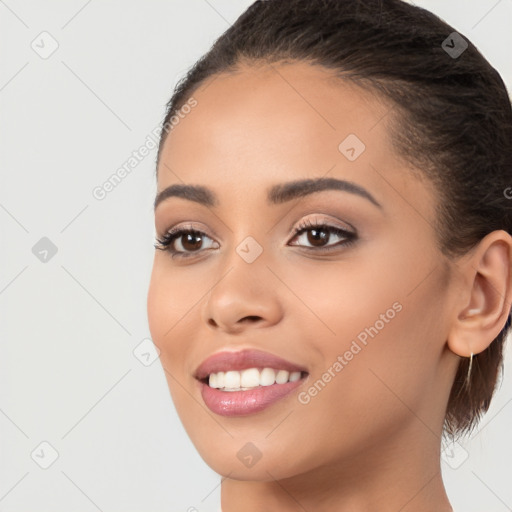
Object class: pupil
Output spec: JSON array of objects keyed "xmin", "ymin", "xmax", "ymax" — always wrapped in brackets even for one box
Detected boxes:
[
  {"xmin": 183, "ymin": 233, "xmax": 202, "ymax": 251},
  {"xmin": 308, "ymin": 228, "xmax": 328, "ymax": 246}
]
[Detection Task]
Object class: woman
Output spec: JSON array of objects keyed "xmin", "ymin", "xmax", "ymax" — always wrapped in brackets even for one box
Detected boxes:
[{"xmin": 147, "ymin": 0, "xmax": 512, "ymax": 510}]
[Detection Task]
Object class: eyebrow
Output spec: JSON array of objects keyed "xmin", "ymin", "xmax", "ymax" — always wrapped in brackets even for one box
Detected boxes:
[{"xmin": 153, "ymin": 177, "xmax": 382, "ymax": 211}]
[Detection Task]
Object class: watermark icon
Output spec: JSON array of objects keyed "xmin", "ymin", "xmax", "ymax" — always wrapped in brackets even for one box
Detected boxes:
[
  {"xmin": 31, "ymin": 31, "xmax": 59, "ymax": 59},
  {"xmin": 133, "ymin": 337, "xmax": 160, "ymax": 366},
  {"xmin": 92, "ymin": 97, "xmax": 197, "ymax": 201},
  {"xmin": 298, "ymin": 301, "xmax": 403, "ymax": 405},
  {"xmin": 31, "ymin": 441, "xmax": 59, "ymax": 469},
  {"xmin": 32, "ymin": 236, "xmax": 58, "ymax": 263},
  {"xmin": 339, "ymin": 133, "xmax": 366, "ymax": 161},
  {"xmin": 236, "ymin": 236, "xmax": 263, "ymax": 263},
  {"xmin": 441, "ymin": 32, "xmax": 468, "ymax": 59},
  {"xmin": 503, "ymin": 187, "xmax": 512, "ymax": 200},
  {"xmin": 237, "ymin": 442, "xmax": 262, "ymax": 468},
  {"xmin": 441, "ymin": 439, "xmax": 469, "ymax": 469}
]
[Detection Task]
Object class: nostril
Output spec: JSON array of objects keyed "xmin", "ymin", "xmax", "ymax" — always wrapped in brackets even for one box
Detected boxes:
[{"xmin": 241, "ymin": 316, "xmax": 262, "ymax": 323}]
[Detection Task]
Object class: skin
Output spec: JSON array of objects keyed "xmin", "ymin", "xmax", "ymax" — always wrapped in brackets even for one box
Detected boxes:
[{"xmin": 147, "ymin": 61, "xmax": 512, "ymax": 511}]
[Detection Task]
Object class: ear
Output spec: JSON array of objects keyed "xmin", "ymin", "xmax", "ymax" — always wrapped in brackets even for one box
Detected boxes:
[{"xmin": 447, "ymin": 230, "xmax": 512, "ymax": 358}]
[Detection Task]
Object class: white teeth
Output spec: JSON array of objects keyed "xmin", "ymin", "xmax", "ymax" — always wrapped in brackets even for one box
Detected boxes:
[
  {"xmin": 206, "ymin": 367, "xmax": 304, "ymax": 390},
  {"xmin": 224, "ymin": 370, "xmax": 240, "ymax": 389},
  {"xmin": 275, "ymin": 370, "xmax": 289, "ymax": 384},
  {"xmin": 260, "ymin": 368, "xmax": 276, "ymax": 386},
  {"xmin": 209, "ymin": 371, "xmax": 224, "ymax": 389},
  {"xmin": 289, "ymin": 371, "xmax": 301, "ymax": 382},
  {"xmin": 240, "ymin": 368, "xmax": 260, "ymax": 388}
]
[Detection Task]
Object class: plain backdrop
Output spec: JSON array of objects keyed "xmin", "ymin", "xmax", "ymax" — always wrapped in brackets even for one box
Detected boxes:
[{"xmin": 1, "ymin": 1, "xmax": 511, "ymax": 511}]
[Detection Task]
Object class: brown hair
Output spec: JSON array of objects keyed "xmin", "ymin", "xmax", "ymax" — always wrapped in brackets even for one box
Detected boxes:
[{"xmin": 155, "ymin": 0, "xmax": 512, "ymax": 438}]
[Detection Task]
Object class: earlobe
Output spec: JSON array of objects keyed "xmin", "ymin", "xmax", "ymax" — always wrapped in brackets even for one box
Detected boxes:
[{"xmin": 446, "ymin": 230, "xmax": 512, "ymax": 358}]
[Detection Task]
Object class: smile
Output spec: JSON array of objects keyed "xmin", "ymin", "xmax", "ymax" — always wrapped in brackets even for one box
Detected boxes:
[{"xmin": 194, "ymin": 349, "xmax": 309, "ymax": 416}]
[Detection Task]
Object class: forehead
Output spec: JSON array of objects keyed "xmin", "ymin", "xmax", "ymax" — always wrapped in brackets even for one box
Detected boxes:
[
  {"xmin": 162, "ymin": 63, "xmax": 388, "ymax": 166},
  {"xmin": 157, "ymin": 60, "xmax": 431, "ymax": 217}
]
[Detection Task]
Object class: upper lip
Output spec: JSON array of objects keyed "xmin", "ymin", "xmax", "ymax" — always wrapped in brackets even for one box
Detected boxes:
[{"xmin": 194, "ymin": 349, "xmax": 308, "ymax": 380}]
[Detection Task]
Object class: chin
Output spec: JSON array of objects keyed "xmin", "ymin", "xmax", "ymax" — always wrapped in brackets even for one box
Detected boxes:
[{"xmin": 186, "ymin": 431, "xmax": 313, "ymax": 482}]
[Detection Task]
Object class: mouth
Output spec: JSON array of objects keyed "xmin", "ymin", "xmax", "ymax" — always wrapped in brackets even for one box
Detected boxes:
[{"xmin": 194, "ymin": 349, "xmax": 309, "ymax": 416}]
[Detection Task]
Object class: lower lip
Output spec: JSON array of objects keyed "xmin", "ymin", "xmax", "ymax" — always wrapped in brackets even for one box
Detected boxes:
[{"xmin": 199, "ymin": 378, "xmax": 306, "ymax": 416}]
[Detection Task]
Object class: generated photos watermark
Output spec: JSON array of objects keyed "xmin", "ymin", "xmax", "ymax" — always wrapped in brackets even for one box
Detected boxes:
[
  {"xmin": 92, "ymin": 97, "xmax": 198, "ymax": 201},
  {"xmin": 298, "ymin": 301, "xmax": 403, "ymax": 405}
]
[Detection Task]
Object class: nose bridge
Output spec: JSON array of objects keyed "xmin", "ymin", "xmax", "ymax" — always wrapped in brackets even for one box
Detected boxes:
[
  {"xmin": 200, "ymin": 227, "xmax": 283, "ymax": 331},
  {"xmin": 218, "ymin": 229, "xmax": 269, "ymax": 293},
  {"xmin": 221, "ymin": 194, "xmax": 272, "ymax": 265}
]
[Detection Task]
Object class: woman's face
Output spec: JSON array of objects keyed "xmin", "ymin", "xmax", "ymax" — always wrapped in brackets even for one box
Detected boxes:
[{"xmin": 147, "ymin": 61, "xmax": 460, "ymax": 480}]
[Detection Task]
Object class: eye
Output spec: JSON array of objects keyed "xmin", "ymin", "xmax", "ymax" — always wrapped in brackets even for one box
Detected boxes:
[
  {"xmin": 288, "ymin": 218, "xmax": 357, "ymax": 251},
  {"xmin": 154, "ymin": 224, "xmax": 218, "ymax": 259},
  {"xmin": 154, "ymin": 218, "xmax": 357, "ymax": 260}
]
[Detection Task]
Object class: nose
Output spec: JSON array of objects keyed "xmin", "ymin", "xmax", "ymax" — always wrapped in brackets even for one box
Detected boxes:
[{"xmin": 201, "ymin": 269, "xmax": 284, "ymax": 335}]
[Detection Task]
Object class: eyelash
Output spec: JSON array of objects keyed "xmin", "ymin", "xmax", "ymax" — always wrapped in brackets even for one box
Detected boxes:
[{"xmin": 154, "ymin": 219, "xmax": 357, "ymax": 260}]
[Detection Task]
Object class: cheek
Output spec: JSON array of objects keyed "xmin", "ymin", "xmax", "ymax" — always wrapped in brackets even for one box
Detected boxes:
[
  {"xmin": 147, "ymin": 261, "xmax": 196, "ymax": 371},
  {"xmin": 286, "ymin": 246, "xmax": 446, "ymax": 430},
  {"xmin": 277, "ymin": 249, "xmax": 404, "ymax": 348},
  {"xmin": 283, "ymin": 305, "xmax": 439, "ymax": 475},
  {"xmin": 147, "ymin": 265, "xmax": 172, "ymax": 353},
  {"xmin": 147, "ymin": 265, "xmax": 202, "ymax": 428}
]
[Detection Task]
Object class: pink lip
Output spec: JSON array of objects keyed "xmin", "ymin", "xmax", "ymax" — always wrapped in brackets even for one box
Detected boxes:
[
  {"xmin": 199, "ymin": 379, "xmax": 306, "ymax": 416},
  {"xmin": 194, "ymin": 348, "xmax": 308, "ymax": 380},
  {"xmin": 194, "ymin": 349, "xmax": 309, "ymax": 417}
]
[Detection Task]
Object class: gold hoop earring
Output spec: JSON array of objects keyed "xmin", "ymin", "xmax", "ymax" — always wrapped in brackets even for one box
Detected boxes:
[{"xmin": 465, "ymin": 352, "xmax": 474, "ymax": 390}]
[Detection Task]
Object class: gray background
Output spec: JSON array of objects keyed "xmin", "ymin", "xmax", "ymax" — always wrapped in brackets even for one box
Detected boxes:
[{"xmin": 1, "ymin": 1, "xmax": 511, "ymax": 511}]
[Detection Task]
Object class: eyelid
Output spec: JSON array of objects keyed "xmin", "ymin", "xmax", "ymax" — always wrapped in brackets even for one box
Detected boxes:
[
  {"xmin": 157, "ymin": 220, "xmax": 219, "ymax": 241},
  {"xmin": 289, "ymin": 214, "xmax": 356, "ymax": 236}
]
